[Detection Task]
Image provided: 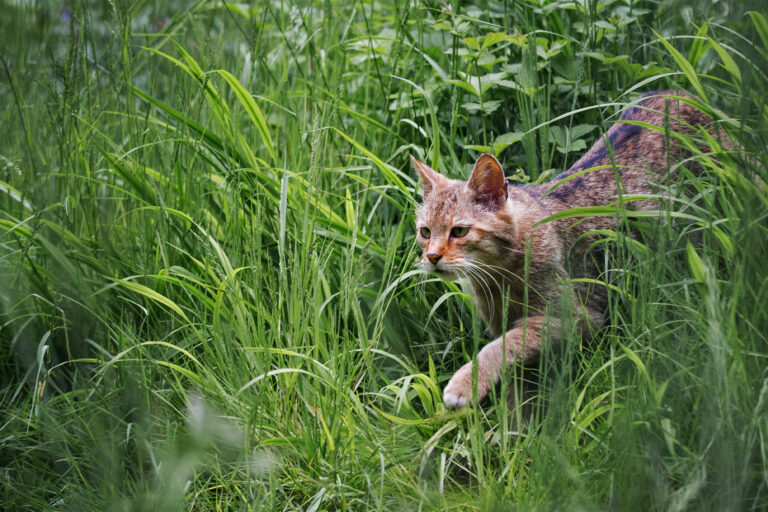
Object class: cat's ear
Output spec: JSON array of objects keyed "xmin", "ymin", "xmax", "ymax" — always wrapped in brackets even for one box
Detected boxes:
[
  {"xmin": 468, "ymin": 153, "xmax": 507, "ymax": 209},
  {"xmin": 411, "ymin": 156, "xmax": 449, "ymax": 198}
]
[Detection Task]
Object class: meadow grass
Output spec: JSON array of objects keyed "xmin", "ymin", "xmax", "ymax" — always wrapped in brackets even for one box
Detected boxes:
[{"xmin": 1, "ymin": 0, "xmax": 767, "ymax": 510}]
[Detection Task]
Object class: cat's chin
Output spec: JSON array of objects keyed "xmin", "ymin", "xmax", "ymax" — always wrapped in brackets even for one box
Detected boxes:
[{"xmin": 432, "ymin": 269, "xmax": 459, "ymax": 282}]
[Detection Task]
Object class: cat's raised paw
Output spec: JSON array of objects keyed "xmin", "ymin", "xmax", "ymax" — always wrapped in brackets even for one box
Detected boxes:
[
  {"xmin": 443, "ymin": 362, "xmax": 476, "ymax": 408},
  {"xmin": 443, "ymin": 389, "xmax": 469, "ymax": 408}
]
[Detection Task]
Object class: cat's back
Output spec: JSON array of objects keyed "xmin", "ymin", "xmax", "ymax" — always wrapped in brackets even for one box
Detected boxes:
[{"xmin": 536, "ymin": 90, "xmax": 724, "ymax": 210}]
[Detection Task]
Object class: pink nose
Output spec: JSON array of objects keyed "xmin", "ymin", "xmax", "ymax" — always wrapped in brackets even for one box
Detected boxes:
[{"xmin": 427, "ymin": 253, "xmax": 442, "ymax": 265}]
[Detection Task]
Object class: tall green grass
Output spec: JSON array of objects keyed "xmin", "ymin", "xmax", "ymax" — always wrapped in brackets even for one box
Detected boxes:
[{"xmin": 1, "ymin": 0, "xmax": 767, "ymax": 510}]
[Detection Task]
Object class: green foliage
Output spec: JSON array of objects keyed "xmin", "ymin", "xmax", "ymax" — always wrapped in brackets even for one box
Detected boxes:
[{"xmin": 1, "ymin": 0, "xmax": 767, "ymax": 510}]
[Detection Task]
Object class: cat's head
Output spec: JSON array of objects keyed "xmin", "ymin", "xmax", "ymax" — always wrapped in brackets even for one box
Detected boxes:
[{"xmin": 412, "ymin": 154, "xmax": 510, "ymax": 281}]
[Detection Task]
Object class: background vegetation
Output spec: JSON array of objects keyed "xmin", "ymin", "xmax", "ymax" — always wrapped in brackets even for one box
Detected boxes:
[{"xmin": 2, "ymin": 0, "xmax": 767, "ymax": 510}]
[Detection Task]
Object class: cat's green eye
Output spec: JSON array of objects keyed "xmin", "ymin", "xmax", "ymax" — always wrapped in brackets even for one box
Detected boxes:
[
  {"xmin": 419, "ymin": 227, "xmax": 431, "ymax": 238},
  {"xmin": 451, "ymin": 226, "xmax": 469, "ymax": 238}
]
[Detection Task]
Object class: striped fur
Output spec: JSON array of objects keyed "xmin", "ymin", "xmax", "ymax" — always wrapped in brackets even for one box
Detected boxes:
[{"xmin": 412, "ymin": 90, "xmax": 732, "ymax": 409}]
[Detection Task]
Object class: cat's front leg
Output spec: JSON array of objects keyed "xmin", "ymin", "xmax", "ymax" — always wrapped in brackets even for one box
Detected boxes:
[
  {"xmin": 443, "ymin": 315, "xmax": 550, "ymax": 408},
  {"xmin": 442, "ymin": 360, "xmax": 483, "ymax": 408}
]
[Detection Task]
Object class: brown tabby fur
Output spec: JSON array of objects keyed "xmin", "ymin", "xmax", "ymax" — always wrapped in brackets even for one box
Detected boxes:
[{"xmin": 412, "ymin": 90, "xmax": 731, "ymax": 409}]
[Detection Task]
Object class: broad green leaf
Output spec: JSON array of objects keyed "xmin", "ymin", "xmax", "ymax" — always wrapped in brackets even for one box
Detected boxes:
[
  {"xmin": 111, "ymin": 278, "xmax": 190, "ymax": 322},
  {"xmin": 686, "ymin": 241, "xmax": 708, "ymax": 283},
  {"xmin": 217, "ymin": 69, "xmax": 277, "ymax": 164},
  {"xmin": 687, "ymin": 25, "xmax": 709, "ymax": 68},
  {"xmin": 653, "ymin": 29, "xmax": 709, "ymax": 102},
  {"xmin": 749, "ymin": 11, "xmax": 768, "ymax": 58},
  {"xmin": 621, "ymin": 344, "xmax": 650, "ymax": 383},
  {"xmin": 462, "ymin": 36, "xmax": 481, "ymax": 51},
  {"xmin": 707, "ymin": 36, "xmax": 741, "ymax": 85},
  {"xmin": 448, "ymin": 78, "xmax": 479, "ymax": 97},
  {"xmin": 481, "ymin": 32, "xmax": 511, "ymax": 51},
  {"xmin": 344, "ymin": 187, "xmax": 355, "ymax": 227}
]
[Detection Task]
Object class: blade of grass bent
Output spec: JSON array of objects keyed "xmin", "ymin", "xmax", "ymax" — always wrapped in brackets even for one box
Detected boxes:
[{"xmin": 217, "ymin": 69, "xmax": 278, "ymax": 165}]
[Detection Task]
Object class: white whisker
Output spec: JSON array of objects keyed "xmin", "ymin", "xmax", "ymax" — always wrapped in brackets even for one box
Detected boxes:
[
  {"xmin": 465, "ymin": 269, "xmax": 494, "ymax": 324},
  {"xmin": 502, "ymin": 245, "xmax": 524, "ymax": 255},
  {"xmin": 475, "ymin": 260, "xmax": 523, "ymax": 282},
  {"xmin": 462, "ymin": 261, "xmax": 498, "ymax": 325}
]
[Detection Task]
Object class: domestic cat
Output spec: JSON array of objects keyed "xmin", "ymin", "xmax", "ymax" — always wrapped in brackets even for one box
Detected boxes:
[{"xmin": 412, "ymin": 90, "xmax": 731, "ymax": 409}]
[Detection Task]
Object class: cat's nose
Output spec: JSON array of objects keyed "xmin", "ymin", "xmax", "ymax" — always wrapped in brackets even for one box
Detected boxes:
[{"xmin": 427, "ymin": 253, "xmax": 442, "ymax": 265}]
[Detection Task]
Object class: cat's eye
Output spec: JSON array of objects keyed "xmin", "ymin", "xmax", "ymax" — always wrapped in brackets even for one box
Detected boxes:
[
  {"xmin": 451, "ymin": 226, "xmax": 469, "ymax": 238},
  {"xmin": 419, "ymin": 227, "xmax": 431, "ymax": 238}
]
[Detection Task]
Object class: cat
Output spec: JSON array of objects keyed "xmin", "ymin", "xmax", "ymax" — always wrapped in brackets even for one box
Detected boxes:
[{"xmin": 412, "ymin": 90, "xmax": 731, "ymax": 409}]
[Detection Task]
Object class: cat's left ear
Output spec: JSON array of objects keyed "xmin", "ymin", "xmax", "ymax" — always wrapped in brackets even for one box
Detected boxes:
[{"xmin": 468, "ymin": 153, "xmax": 507, "ymax": 209}]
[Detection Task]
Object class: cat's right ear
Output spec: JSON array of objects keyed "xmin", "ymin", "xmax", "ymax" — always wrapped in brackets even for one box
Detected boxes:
[
  {"xmin": 468, "ymin": 153, "xmax": 507, "ymax": 209},
  {"xmin": 411, "ymin": 156, "xmax": 448, "ymax": 198}
]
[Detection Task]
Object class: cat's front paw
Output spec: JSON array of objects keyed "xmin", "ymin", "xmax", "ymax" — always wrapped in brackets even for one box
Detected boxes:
[{"xmin": 443, "ymin": 362, "xmax": 480, "ymax": 409}]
